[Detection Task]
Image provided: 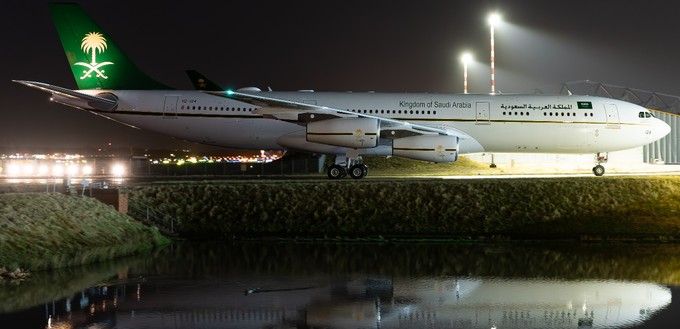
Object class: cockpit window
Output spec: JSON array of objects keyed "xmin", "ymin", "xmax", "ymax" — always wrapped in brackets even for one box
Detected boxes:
[{"xmin": 639, "ymin": 111, "xmax": 653, "ymax": 118}]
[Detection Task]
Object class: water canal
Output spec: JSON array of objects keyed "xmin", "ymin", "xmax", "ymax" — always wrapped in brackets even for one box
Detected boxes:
[{"xmin": 1, "ymin": 241, "xmax": 678, "ymax": 328}]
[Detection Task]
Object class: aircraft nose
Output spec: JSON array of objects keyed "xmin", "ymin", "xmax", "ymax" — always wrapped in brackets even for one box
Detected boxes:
[{"xmin": 657, "ymin": 119, "xmax": 671, "ymax": 139}]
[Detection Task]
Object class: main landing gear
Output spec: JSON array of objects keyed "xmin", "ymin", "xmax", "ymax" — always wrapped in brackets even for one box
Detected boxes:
[
  {"xmin": 592, "ymin": 152, "xmax": 608, "ymax": 176},
  {"xmin": 327, "ymin": 163, "xmax": 368, "ymax": 179},
  {"xmin": 327, "ymin": 154, "xmax": 368, "ymax": 179}
]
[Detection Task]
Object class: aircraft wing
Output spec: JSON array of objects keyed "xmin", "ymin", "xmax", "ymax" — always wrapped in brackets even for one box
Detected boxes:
[
  {"xmin": 207, "ymin": 90, "xmax": 471, "ymax": 140},
  {"xmin": 13, "ymin": 80, "xmax": 118, "ymax": 111}
]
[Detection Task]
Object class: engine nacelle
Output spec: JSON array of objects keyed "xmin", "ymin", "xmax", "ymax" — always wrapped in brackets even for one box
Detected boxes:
[
  {"xmin": 393, "ymin": 135, "xmax": 459, "ymax": 163},
  {"xmin": 307, "ymin": 118, "xmax": 379, "ymax": 148}
]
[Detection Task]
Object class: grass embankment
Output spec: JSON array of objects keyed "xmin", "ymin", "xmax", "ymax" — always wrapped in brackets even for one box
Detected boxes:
[
  {"xmin": 0, "ymin": 193, "xmax": 170, "ymax": 278},
  {"xmin": 129, "ymin": 176, "xmax": 680, "ymax": 239},
  {"xmin": 362, "ymin": 155, "xmax": 495, "ymax": 176}
]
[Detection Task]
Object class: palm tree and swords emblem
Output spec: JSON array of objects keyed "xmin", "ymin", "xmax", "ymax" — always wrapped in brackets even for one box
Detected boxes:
[{"xmin": 75, "ymin": 32, "xmax": 114, "ymax": 79}]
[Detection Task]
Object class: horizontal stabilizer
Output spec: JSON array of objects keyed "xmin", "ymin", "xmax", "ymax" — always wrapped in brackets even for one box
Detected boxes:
[{"xmin": 13, "ymin": 80, "xmax": 118, "ymax": 111}]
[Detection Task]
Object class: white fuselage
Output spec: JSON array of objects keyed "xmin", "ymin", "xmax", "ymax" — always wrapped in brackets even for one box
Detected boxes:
[{"xmin": 75, "ymin": 90, "xmax": 671, "ymax": 156}]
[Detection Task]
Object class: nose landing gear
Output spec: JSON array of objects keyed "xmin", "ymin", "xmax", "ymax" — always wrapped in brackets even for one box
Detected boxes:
[{"xmin": 592, "ymin": 152, "xmax": 608, "ymax": 176}]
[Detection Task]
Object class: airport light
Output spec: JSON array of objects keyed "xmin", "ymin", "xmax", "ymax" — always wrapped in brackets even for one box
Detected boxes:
[
  {"xmin": 488, "ymin": 12, "xmax": 502, "ymax": 94},
  {"xmin": 82, "ymin": 165, "xmax": 93, "ymax": 176},
  {"xmin": 461, "ymin": 52, "xmax": 473, "ymax": 94},
  {"xmin": 38, "ymin": 165, "xmax": 49, "ymax": 176},
  {"xmin": 22, "ymin": 164, "xmax": 35, "ymax": 176},
  {"xmin": 67, "ymin": 165, "xmax": 78, "ymax": 176},
  {"xmin": 111, "ymin": 164, "xmax": 125, "ymax": 177},
  {"xmin": 7, "ymin": 164, "xmax": 20, "ymax": 176},
  {"xmin": 52, "ymin": 164, "xmax": 64, "ymax": 177}
]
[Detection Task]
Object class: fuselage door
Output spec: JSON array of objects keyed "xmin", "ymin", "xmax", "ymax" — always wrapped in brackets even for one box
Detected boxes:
[
  {"xmin": 476, "ymin": 102, "xmax": 490, "ymax": 125},
  {"xmin": 163, "ymin": 95, "xmax": 179, "ymax": 118},
  {"xmin": 604, "ymin": 103, "xmax": 620, "ymax": 128}
]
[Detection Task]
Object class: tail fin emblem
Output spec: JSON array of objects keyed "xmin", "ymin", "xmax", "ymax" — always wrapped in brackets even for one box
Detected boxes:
[{"xmin": 74, "ymin": 32, "xmax": 114, "ymax": 80}]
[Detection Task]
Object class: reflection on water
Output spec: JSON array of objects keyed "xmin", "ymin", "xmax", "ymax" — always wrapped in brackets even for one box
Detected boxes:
[{"xmin": 1, "ymin": 241, "xmax": 678, "ymax": 329}]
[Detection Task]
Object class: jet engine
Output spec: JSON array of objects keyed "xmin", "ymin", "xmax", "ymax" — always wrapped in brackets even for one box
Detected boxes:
[
  {"xmin": 307, "ymin": 118, "xmax": 379, "ymax": 148},
  {"xmin": 393, "ymin": 135, "xmax": 459, "ymax": 163}
]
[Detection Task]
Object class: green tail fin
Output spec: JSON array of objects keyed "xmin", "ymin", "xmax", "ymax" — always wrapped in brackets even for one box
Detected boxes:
[
  {"xmin": 186, "ymin": 69, "xmax": 224, "ymax": 91},
  {"xmin": 49, "ymin": 3, "xmax": 170, "ymax": 90}
]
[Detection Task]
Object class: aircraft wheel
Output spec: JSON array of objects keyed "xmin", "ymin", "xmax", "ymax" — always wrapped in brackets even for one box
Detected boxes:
[
  {"xmin": 592, "ymin": 165, "xmax": 605, "ymax": 176},
  {"xmin": 327, "ymin": 164, "xmax": 346, "ymax": 179},
  {"xmin": 349, "ymin": 164, "xmax": 368, "ymax": 179}
]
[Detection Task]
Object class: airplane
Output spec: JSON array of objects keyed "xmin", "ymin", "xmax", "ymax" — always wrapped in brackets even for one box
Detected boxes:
[{"xmin": 14, "ymin": 3, "xmax": 671, "ymax": 179}]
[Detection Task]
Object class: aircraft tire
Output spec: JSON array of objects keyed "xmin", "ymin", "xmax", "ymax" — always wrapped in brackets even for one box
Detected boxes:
[
  {"xmin": 349, "ymin": 164, "xmax": 368, "ymax": 179},
  {"xmin": 592, "ymin": 165, "xmax": 605, "ymax": 176},
  {"xmin": 327, "ymin": 164, "xmax": 346, "ymax": 179}
]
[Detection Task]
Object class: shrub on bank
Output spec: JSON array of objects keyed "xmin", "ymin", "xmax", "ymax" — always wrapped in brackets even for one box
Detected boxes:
[
  {"xmin": 0, "ymin": 193, "xmax": 170, "ymax": 272},
  {"xmin": 128, "ymin": 177, "xmax": 680, "ymax": 238}
]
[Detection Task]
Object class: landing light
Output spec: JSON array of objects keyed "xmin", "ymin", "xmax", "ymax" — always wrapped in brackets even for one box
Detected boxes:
[{"xmin": 226, "ymin": 89, "xmax": 234, "ymax": 95}]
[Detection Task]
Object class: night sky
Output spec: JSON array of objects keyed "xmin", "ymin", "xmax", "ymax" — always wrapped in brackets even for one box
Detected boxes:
[{"xmin": 3, "ymin": 0, "xmax": 680, "ymax": 151}]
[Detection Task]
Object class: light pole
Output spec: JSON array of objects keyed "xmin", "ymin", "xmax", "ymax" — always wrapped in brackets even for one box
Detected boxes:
[
  {"xmin": 461, "ymin": 53, "xmax": 472, "ymax": 94},
  {"xmin": 488, "ymin": 13, "xmax": 501, "ymax": 94}
]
